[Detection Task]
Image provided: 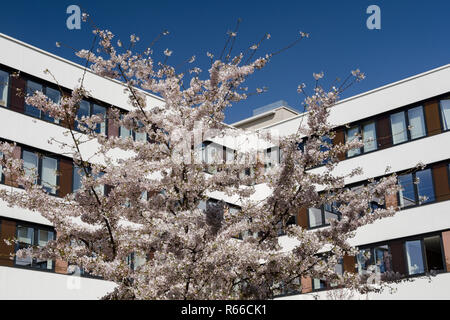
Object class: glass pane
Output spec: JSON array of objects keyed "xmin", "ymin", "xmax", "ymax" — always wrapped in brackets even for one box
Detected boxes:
[
  {"xmin": 135, "ymin": 121, "xmax": 147, "ymax": 142},
  {"xmin": 357, "ymin": 248, "xmax": 372, "ymax": 274},
  {"xmin": 25, "ymin": 81, "xmax": 43, "ymax": 118},
  {"xmin": 416, "ymin": 169, "xmax": 435, "ymax": 204},
  {"xmin": 41, "ymin": 156, "xmax": 58, "ymax": 194},
  {"xmin": 93, "ymin": 171, "xmax": 105, "ymax": 196},
  {"xmin": 43, "ymin": 87, "xmax": 60, "ymax": 123},
  {"xmin": 312, "ymin": 278, "xmax": 326, "ymax": 290},
  {"xmin": 408, "ymin": 106, "xmax": 426, "ymax": 139},
  {"xmin": 423, "ymin": 235, "xmax": 444, "ymax": 272},
  {"xmin": 35, "ymin": 229, "xmax": 54, "ymax": 270},
  {"xmin": 15, "ymin": 226, "xmax": 33, "ymax": 267},
  {"xmin": 38, "ymin": 229, "xmax": 54, "ymax": 246},
  {"xmin": 120, "ymin": 125, "xmax": 132, "ymax": 139},
  {"xmin": 390, "ymin": 111, "xmax": 408, "ymax": 144},
  {"xmin": 72, "ymin": 165, "xmax": 85, "ymax": 192},
  {"xmin": 373, "ymin": 245, "xmax": 392, "ymax": 273},
  {"xmin": 320, "ymin": 136, "xmax": 332, "ymax": 164},
  {"xmin": 119, "ymin": 114, "xmax": 132, "ymax": 139},
  {"xmin": 17, "ymin": 226, "xmax": 34, "ymax": 244},
  {"xmin": 308, "ymin": 207, "xmax": 323, "ymax": 228},
  {"xmin": 440, "ymin": 99, "xmax": 450, "ymax": 131},
  {"xmin": 346, "ymin": 126, "xmax": 361, "ymax": 157},
  {"xmin": 405, "ymin": 240, "xmax": 425, "ymax": 275},
  {"xmin": 22, "ymin": 150, "xmax": 38, "ymax": 184},
  {"xmin": 362, "ymin": 122, "xmax": 377, "ymax": 152},
  {"xmin": 0, "ymin": 151, "xmax": 3, "ymax": 181},
  {"xmin": 92, "ymin": 104, "xmax": 106, "ymax": 134},
  {"xmin": 324, "ymin": 202, "xmax": 339, "ymax": 223},
  {"xmin": 76, "ymin": 100, "xmax": 90, "ymax": 131},
  {"xmin": 133, "ymin": 253, "xmax": 146, "ymax": 270},
  {"xmin": 398, "ymin": 173, "xmax": 416, "ymax": 208},
  {"xmin": 0, "ymin": 70, "xmax": 9, "ymax": 107}
]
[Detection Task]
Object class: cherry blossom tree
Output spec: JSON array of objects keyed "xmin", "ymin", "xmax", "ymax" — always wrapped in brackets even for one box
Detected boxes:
[{"xmin": 0, "ymin": 22, "xmax": 405, "ymax": 299}]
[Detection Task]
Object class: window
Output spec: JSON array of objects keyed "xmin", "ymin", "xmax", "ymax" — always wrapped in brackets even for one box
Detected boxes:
[
  {"xmin": 390, "ymin": 106, "xmax": 426, "ymax": 145},
  {"xmin": 72, "ymin": 165, "xmax": 105, "ymax": 195},
  {"xmin": 22, "ymin": 150, "xmax": 58, "ymax": 195},
  {"xmin": 0, "ymin": 151, "xmax": 3, "ymax": 184},
  {"xmin": 308, "ymin": 207, "xmax": 323, "ymax": 228},
  {"xmin": 312, "ymin": 278, "xmax": 327, "ymax": 290},
  {"xmin": 398, "ymin": 168, "xmax": 435, "ymax": 208},
  {"xmin": 265, "ymin": 147, "xmax": 279, "ymax": 169},
  {"xmin": 308, "ymin": 202, "xmax": 340, "ymax": 229},
  {"xmin": 15, "ymin": 224, "xmax": 55, "ymax": 271},
  {"xmin": 75, "ymin": 100, "xmax": 107, "ymax": 135},
  {"xmin": 408, "ymin": 106, "xmax": 426, "ymax": 139},
  {"xmin": 312, "ymin": 259, "xmax": 344, "ymax": 291},
  {"xmin": 346, "ymin": 122, "xmax": 377, "ymax": 157},
  {"xmin": 390, "ymin": 111, "xmax": 408, "ymax": 144},
  {"xmin": 320, "ymin": 135, "xmax": 332, "ymax": 164},
  {"xmin": 405, "ymin": 235, "xmax": 445, "ymax": 276},
  {"xmin": 0, "ymin": 70, "xmax": 9, "ymax": 107},
  {"xmin": 357, "ymin": 245, "xmax": 392, "ymax": 275},
  {"xmin": 24, "ymin": 80, "xmax": 60, "ymax": 123},
  {"xmin": 441, "ymin": 99, "xmax": 450, "ymax": 131},
  {"xmin": 119, "ymin": 114, "xmax": 147, "ymax": 142},
  {"xmin": 346, "ymin": 126, "xmax": 360, "ymax": 157},
  {"xmin": 405, "ymin": 240, "xmax": 425, "ymax": 275},
  {"xmin": 126, "ymin": 252, "xmax": 147, "ymax": 271},
  {"xmin": 362, "ymin": 122, "xmax": 377, "ymax": 152}
]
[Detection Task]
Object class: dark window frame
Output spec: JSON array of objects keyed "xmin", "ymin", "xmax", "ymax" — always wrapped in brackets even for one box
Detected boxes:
[{"xmin": 0, "ymin": 68, "xmax": 11, "ymax": 109}]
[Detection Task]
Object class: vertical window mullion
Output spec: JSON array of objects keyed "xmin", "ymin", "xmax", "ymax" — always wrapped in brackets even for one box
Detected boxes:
[
  {"xmin": 37, "ymin": 154, "xmax": 42, "ymax": 187},
  {"xmin": 413, "ymin": 172, "xmax": 419, "ymax": 205},
  {"xmin": 322, "ymin": 205, "xmax": 326, "ymax": 226},
  {"xmin": 32, "ymin": 226, "xmax": 38, "ymax": 268}
]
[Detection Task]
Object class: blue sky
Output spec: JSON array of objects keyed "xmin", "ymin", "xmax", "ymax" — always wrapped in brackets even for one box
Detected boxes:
[{"xmin": 1, "ymin": 0, "xmax": 449, "ymax": 124}]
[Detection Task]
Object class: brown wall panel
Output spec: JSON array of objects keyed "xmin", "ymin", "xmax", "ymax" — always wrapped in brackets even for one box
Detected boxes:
[
  {"xmin": 301, "ymin": 276, "xmax": 312, "ymax": 293},
  {"xmin": 432, "ymin": 164, "xmax": 450, "ymax": 202},
  {"xmin": 376, "ymin": 116, "xmax": 392, "ymax": 150},
  {"xmin": 59, "ymin": 158, "xmax": 73, "ymax": 197},
  {"xmin": 9, "ymin": 75, "xmax": 25, "ymax": 113},
  {"xmin": 390, "ymin": 241, "xmax": 407, "ymax": 275},
  {"xmin": 442, "ymin": 231, "xmax": 450, "ymax": 272},
  {"xmin": 297, "ymin": 207, "xmax": 308, "ymax": 229},
  {"xmin": 0, "ymin": 219, "xmax": 16, "ymax": 267},
  {"xmin": 424, "ymin": 100, "xmax": 442, "ymax": 136},
  {"xmin": 332, "ymin": 129, "xmax": 346, "ymax": 161}
]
